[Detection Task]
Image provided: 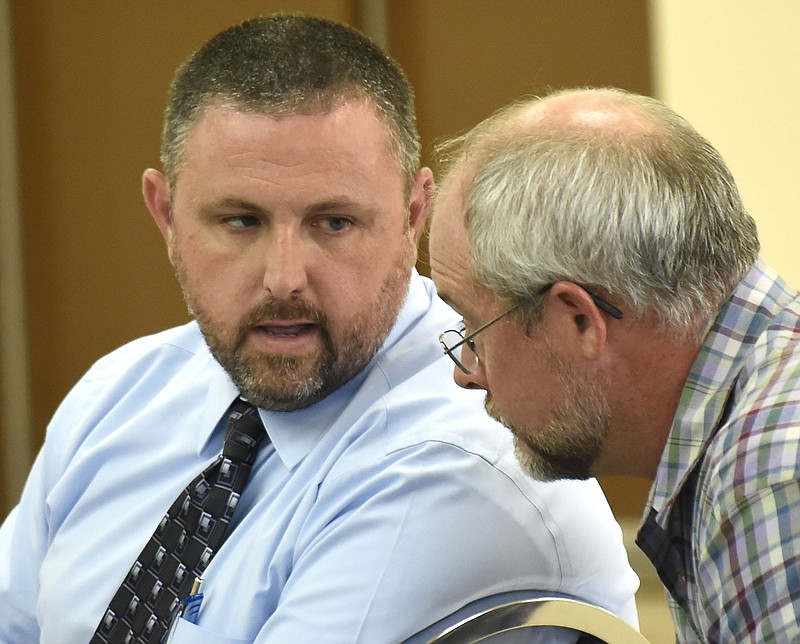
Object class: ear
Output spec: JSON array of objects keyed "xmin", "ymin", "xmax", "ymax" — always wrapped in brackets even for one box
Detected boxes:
[
  {"xmin": 142, "ymin": 168, "xmax": 174, "ymax": 259},
  {"xmin": 407, "ymin": 167, "xmax": 435, "ymax": 244},
  {"xmin": 544, "ymin": 281, "xmax": 609, "ymax": 361}
]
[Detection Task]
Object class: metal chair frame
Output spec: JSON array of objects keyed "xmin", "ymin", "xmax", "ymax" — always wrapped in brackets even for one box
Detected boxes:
[{"xmin": 404, "ymin": 592, "xmax": 650, "ymax": 644}]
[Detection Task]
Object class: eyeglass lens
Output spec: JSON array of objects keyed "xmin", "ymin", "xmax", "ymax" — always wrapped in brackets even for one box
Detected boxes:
[{"xmin": 441, "ymin": 329, "xmax": 477, "ymax": 373}]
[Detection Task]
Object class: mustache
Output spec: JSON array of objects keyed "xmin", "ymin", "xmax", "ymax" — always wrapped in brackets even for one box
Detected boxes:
[{"xmin": 240, "ymin": 297, "xmax": 327, "ymax": 329}]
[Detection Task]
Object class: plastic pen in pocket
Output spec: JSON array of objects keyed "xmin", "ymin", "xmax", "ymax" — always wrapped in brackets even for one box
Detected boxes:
[{"xmin": 182, "ymin": 576, "xmax": 205, "ymax": 624}]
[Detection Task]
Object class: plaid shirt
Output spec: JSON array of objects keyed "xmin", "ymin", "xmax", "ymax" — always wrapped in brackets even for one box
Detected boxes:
[{"xmin": 636, "ymin": 259, "xmax": 800, "ymax": 643}]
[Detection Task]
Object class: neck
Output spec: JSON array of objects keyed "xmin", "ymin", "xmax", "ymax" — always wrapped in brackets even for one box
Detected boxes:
[{"xmin": 596, "ymin": 320, "xmax": 701, "ymax": 479}]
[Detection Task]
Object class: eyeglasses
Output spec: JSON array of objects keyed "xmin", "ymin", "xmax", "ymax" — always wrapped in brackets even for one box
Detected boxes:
[
  {"xmin": 439, "ymin": 304, "xmax": 519, "ymax": 375},
  {"xmin": 439, "ymin": 283, "xmax": 624, "ymax": 375}
]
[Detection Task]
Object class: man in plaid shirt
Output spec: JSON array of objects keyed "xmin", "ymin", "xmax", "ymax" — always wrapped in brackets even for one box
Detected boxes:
[{"xmin": 428, "ymin": 86, "xmax": 800, "ymax": 642}]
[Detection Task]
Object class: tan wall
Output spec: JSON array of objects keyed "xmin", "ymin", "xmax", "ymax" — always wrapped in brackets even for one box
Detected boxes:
[
  {"xmin": 651, "ymin": 0, "xmax": 800, "ymax": 289},
  {"xmin": 0, "ymin": 0, "xmax": 32, "ymax": 516},
  {"xmin": 4, "ymin": 1, "xmax": 653, "ymax": 516}
]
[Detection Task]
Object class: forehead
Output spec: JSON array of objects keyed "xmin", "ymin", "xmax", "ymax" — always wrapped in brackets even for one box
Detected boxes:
[
  {"xmin": 175, "ymin": 101, "xmax": 405, "ymax": 200},
  {"xmin": 192, "ymin": 100, "xmax": 393, "ymax": 153},
  {"xmin": 430, "ymin": 172, "xmax": 469, "ymax": 274},
  {"xmin": 429, "ymin": 171, "xmax": 496, "ymax": 314}
]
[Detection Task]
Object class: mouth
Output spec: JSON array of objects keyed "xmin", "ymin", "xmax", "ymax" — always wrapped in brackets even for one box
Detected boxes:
[
  {"xmin": 245, "ymin": 320, "xmax": 321, "ymax": 355},
  {"xmin": 256, "ymin": 322, "xmax": 317, "ymax": 338}
]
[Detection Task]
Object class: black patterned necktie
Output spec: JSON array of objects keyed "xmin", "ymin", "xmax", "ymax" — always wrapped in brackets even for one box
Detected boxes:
[{"xmin": 91, "ymin": 398, "xmax": 267, "ymax": 644}]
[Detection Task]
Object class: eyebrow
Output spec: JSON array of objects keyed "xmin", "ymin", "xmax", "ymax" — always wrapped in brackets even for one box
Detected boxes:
[
  {"xmin": 199, "ymin": 197, "xmax": 373, "ymax": 218},
  {"xmin": 437, "ymin": 291, "xmax": 454, "ymax": 307},
  {"xmin": 200, "ymin": 197, "xmax": 266, "ymax": 215},
  {"xmin": 437, "ymin": 292, "xmax": 465, "ymax": 315},
  {"xmin": 305, "ymin": 200, "xmax": 372, "ymax": 216}
]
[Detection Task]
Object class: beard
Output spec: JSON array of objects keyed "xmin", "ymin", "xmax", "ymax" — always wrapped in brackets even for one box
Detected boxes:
[
  {"xmin": 172, "ymin": 242, "xmax": 414, "ymax": 412},
  {"xmin": 485, "ymin": 344, "xmax": 610, "ymax": 481}
]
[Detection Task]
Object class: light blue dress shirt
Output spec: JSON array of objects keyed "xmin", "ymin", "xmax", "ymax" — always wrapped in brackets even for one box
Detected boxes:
[{"xmin": 0, "ymin": 273, "xmax": 639, "ymax": 643}]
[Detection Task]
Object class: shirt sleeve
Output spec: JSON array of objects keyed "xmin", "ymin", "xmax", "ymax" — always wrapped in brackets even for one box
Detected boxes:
[
  {"xmin": 0, "ymin": 365, "xmax": 113, "ymax": 642},
  {"xmin": 0, "ymin": 450, "xmax": 48, "ymax": 641},
  {"xmin": 254, "ymin": 441, "xmax": 638, "ymax": 643}
]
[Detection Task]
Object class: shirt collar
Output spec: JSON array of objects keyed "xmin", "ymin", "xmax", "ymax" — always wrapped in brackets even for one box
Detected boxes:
[
  {"xmin": 195, "ymin": 270, "xmax": 429, "ymax": 472},
  {"xmin": 647, "ymin": 258, "xmax": 786, "ymax": 518},
  {"xmin": 195, "ymin": 364, "xmax": 242, "ymax": 455}
]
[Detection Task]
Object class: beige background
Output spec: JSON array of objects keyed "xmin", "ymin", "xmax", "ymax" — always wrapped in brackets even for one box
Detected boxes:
[
  {"xmin": 3, "ymin": 3, "xmax": 799, "ymax": 642},
  {"xmin": 652, "ymin": 0, "xmax": 800, "ymax": 290}
]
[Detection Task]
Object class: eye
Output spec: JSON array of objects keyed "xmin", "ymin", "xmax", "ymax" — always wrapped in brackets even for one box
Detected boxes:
[
  {"xmin": 223, "ymin": 214, "xmax": 261, "ymax": 229},
  {"xmin": 317, "ymin": 216, "xmax": 353, "ymax": 233}
]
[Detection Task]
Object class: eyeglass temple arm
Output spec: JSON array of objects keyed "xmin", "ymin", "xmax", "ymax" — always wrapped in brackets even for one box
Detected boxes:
[{"xmin": 538, "ymin": 283, "xmax": 624, "ymax": 320}]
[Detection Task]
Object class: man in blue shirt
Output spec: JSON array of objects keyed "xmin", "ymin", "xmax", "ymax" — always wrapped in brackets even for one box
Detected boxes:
[{"xmin": 0, "ymin": 17, "xmax": 638, "ymax": 642}]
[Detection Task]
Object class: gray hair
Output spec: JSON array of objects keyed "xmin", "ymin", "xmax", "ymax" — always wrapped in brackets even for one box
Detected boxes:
[
  {"xmin": 161, "ymin": 14, "xmax": 419, "ymax": 193},
  {"xmin": 440, "ymin": 88, "xmax": 759, "ymax": 337}
]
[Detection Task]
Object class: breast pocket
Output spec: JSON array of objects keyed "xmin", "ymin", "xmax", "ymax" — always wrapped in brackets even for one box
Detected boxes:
[{"xmin": 168, "ymin": 618, "xmax": 252, "ymax": 644}]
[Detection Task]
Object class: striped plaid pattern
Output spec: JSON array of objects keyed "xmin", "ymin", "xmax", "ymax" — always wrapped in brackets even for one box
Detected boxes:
[{"xmin": 637, "ymin": 260, "xmax": 800, "ymax": 642}]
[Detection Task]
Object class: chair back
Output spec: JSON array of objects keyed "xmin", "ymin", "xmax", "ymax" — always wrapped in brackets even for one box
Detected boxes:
[{"xmin": 404, "ymin": 590, "xmax": 651, "ymax": 644}]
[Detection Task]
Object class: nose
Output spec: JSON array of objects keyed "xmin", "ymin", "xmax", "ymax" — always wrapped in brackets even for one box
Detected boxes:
[
  {"xmin": 262, "ymin": 229, "xmax": 310, "ymax": 300},
  {"xmin": 453, "ymin": 364, "xmax": 486, "ymax": 390}
]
